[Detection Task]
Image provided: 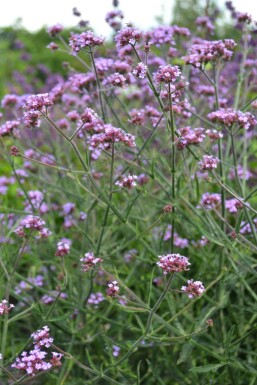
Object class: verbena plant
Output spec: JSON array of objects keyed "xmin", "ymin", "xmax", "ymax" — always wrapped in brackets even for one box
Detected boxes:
[{"xmin": 1, "ymin": 2, "xmax": 257, "ymax": 384}]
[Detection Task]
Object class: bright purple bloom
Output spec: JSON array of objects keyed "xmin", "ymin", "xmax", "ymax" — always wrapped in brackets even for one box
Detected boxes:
[
  {"xmin": 225, "ymin": 198, "xmax": 244, "ymax": 213},
  {"xmin": 31, "ymin": 326, "xmax": 53, "ymax": 349}
]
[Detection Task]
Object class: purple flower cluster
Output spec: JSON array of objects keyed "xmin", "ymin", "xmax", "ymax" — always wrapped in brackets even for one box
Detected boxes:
[
  {"xmin": 157, "ymin": 254, "xmax": 190, "ymax": 274},
  {"xmin": 115, "ymin": 174, "xmax": 138, "ymax": 189},
  {"xmin": 69, "ymin": 31, "xmax": 105, "ymax": 53},
  {"xmin": 207, "ymin": 109, "xmax": 257, "ymax": 130},
  {"xmin": 196, "ymin": 16, "xmax": 215, "ymax": 34},
  {"xmin": 0, "ymin": 299, "xmax": 15, "ymax": 315},
  {"xmin": 55, "ymin": 240, "xmax": 71, "ymax": 257},
  {"xmin": 0, "ymin": 120, "xmax": 20, "ymax": 137},
  {"xmin": 47, "ymin": 24, "xmax": 64, "ymax": 37},
  {"xmin": 12, "ymin": 326, "xmax": 62, "ymax": 376},
  {"xmin": 181, "ymin": 279, "xmax": 206, "ymax": 298},
  {"xmin": 105, "ymin": 10, "xmax": 124, "ymax": 30},
  {"xmin": 198, "ymin": 155, "xmax": 220, "ymax": 171},
  {"xmin": 177, "ymin": 126, "xmax": 205, "ymax": 149},
  {"xmin": 88, "ymin": 292, "xmax": 105, "ymax": 307},
  {"xmin": 15, "ymin": 215, "xmax": 52, "ymax": 239},
  {"xmin": 133, "ymin": 62, "xmax": 147, "ymax": 79},
  {"xmin": 200, "ymin": 193, "xmax": 221, "ymax": 210},
  {"xmin": 115, "ymin": 27, "xmax": 143, "ymax": 48},
  {"xmin": 80, "ymin": 252, "xmax": 103, "ymax": 272},
  {"xmin": 23, "ymin": 93, "xmax": 53, "ymax": 127},
  {"xmin": 88, "ymin": 124, "xmax": 136, "ymax": 152},
  {"xmin": 183, "ymin": 39, "xmax": 236, "ymax": 68},
  {"xmin": 154, "ymin": 65, "xmax": 181, "ymax": 84},
  {"xmin": 106, "ymin": 281, "xmax": 120, "ymax": 297},
  {"xmin": 225, "ymin": 198, "xmax": 244, "ymax": 213}
]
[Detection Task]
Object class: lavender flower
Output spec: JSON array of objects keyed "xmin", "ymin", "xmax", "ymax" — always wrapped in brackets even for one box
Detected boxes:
[
  {"xmin": 157, "ymin": 254, "xmax": 190, "ymax": 274},
  {"xmin": 181, "ymin": 279, "xmax": 206, "ymax": 298},
  {"xmin": 198, "ymin": 155, "xmax": 219, "ymax": 170}
]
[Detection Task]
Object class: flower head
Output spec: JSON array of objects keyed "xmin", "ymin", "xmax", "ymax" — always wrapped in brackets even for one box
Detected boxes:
[
  {"xmin": 198, "ymin": 155, "xmax": 219, "ymax": 170},
  {"xmin": 69, "ymin": 31, "xmax": 104, "ymax": 53},
  {"xmin": 157, "ymin": 253, "xmax": 190, "ymax": 274},
  {"xmin": 154, "ymin": 65, "xmax": 181, "ymax": 84},
  {"xmin": 115, "ymin": 27, "xmax": 143, "ymax": 48},
  {"xmin": 0, "ymin": 299, "xmax": 15, "ymax": 315},
  {"xmin": 181, "ymin": 279, "xmax": 205, "ymax": 298},
  {"xmin": 106, "ymin": 281, "xmax": 120, "ymax": 297},
  {"xmin": 80, "ymin": 252, "xmax": 103, "ymax": 272},
  {"xmin": 115, "ymin": 175, "xmax": 138, "ymax": 189}
]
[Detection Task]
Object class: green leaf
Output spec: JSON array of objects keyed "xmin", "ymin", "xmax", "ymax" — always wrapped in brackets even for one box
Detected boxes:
[
  {"xmin": 177, "ymin": 341, "xmax": 194, "ymax": 365},
  {"xmin": 190, "ymin": 363, "xmax": 226, "ymax": 373}
]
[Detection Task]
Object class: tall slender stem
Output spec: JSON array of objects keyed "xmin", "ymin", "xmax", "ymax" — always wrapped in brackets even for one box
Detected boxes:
[{"xmin": 89, "ymin": 48, "xmax": 106, "ymax": 122}]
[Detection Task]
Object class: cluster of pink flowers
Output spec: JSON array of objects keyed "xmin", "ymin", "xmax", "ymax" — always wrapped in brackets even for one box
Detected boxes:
[
  {"xmin": 69, "ymin": 31, "xmax": 105, "ymax": 53},
  {"xmin": 149, "ymin": 25, "xmax": 190, "ymax": 47},
  {"xmin": 177, "ymin": 126, "xmax": 205, "ymax": 149},
  {"xmin": 163, "ymin": 225, "xmax": 189, "ymax": 248},
  {"xmin": 23, "ymin": 93, "xmax": 53, "ymax": 127},
  {"xmin": 157, "ymin": 254, "xmax": 205, "ymax": 299},
  {"xmin": 181, "ymin": 279, "xmax": 206, "ymax": 298},
  {"xmin": 105, "ymin": 10, "xmax": 124, "ymax": 30},
  {"xmin": 200, "ymin": 193, "xmax": 221, "ymax": 210},
  {"xmin": 88, "ymin": 124, "xmax": 136, "ymax": 152},
  {"xmin": 88, "ymin": 292, "xmax": 105, "ymax": 307},
  {"xmin": 1, "ymin": 93, "xmax": 20, "ymax": 108},
  {"xmin": 157, "ymin": 253, "xmax": 190, "ymax": 274},
  {"xmin": 31, "ymin": 326, "xmax": 53, "ymax": 349},
  {"xmin": 206, "ymin": 129, "xmax": 223, "ymax": 141},
  {"xmin": 183, "ymin": 39, "xmax": 236, "ymax": 68},
  {"xmin": 0, "ymin": 120, "xmax": 19, "ymax": 137},
  {"xmin": 196, "ymin": 16, "xmax": 215, "ymax": 34},
  {"xmin": 115, "ymin": 26, "xmax": 143, "ymax": 48},
  {"xmin": 55, "ymin": 240, "xmax": 71, "ymax": 257},
  {"xmin": 80, "ymin": 252, "xmax": 103, "ymax": 272},
  {"xmin": 106, "ymin": 281, "xmax": 120, "ymax": 297},
  {"xmin": 15, "ymin": 215, "xmax": 52, "ymax": 239},
  {"xmin": 225, "ymin": 198, "xmax": 244, "ymax": 213},
  {"xmin": 128, "ymin": 109, "xmax": 145, "ymax": 125},
  {"xmin": 24, "ymin": 93, "xmax": 53, "ymax": 112},
  {"xmin": 115, "ymin": 174, "xmax": 138, "ymax": 189},
  {"xmin": 0, "ymin": 299, "xmax": 15, "ymax": 315},
  {"xmin": 133, "ymin": 62, "xmax": 147, "ymax": 79},
  {"xmin": 104, "ymin": 72, "xmax": 127, "ymax": 88},
  {"xmin": 207, "ymin": 109, "xmax": 257, "ymax": 130},
  {"xmin": 154, "ymin": 65, "xmax": 181, "ymax": 84},
  {"xmin": 47, "ymin": 24, "xmax": 64, "ymax": 37},
  {"xmin": 229, "ymin": 165, "xmax": 253, "ymax": 180},
  {"xmin": 198, "ymin": 155, "xmax": 220, "ymax": 171},
  {"xmin": 0, "ymin": 176, "xmax": 15, "ymax": 195},
  {"xmin": 12, "ymin": 326, "xmax": 62, "ymax": 376},
  {"xmin": 23, "ymin": 190, "xmax": 48, "ymax": 213}
]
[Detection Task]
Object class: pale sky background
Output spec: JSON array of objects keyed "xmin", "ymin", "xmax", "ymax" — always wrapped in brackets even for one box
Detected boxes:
[{"xmin": 0, "ymin": 0, "xmax": 256, "ymax": 36}]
